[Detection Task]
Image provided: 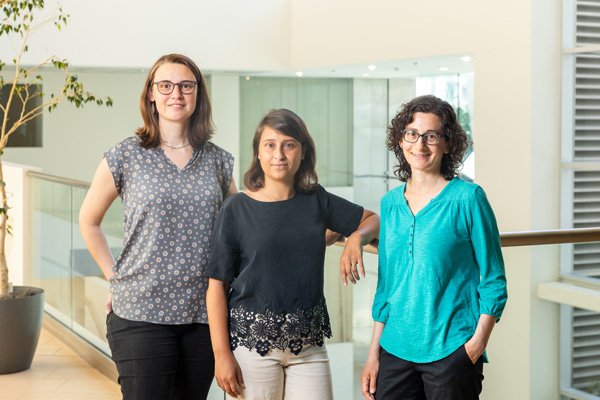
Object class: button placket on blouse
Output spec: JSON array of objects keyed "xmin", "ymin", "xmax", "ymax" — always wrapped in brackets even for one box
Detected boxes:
[{"xmin": 409, "ymin": 217, "xmax": 415, "ymax": 257}]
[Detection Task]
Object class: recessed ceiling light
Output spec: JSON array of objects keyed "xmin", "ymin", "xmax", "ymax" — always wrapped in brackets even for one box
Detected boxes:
[
  {"xmin": 245, "ymin": 76, "xmax": 250, "ymax": 80},
  {"xmin": 461, "ymin": 56, "xmax": 472, "ymax": 62},
  {"xmin": 296, "ymin": 71, "xmax": 303, "ymax": 77},
  {"xmin": 368, "ymin": 65, "xmax": 376, "ymax": 71},
  {"xmin": 363, "ymin": 73, "xmax": 370, "ymax": 77},
  {"xmin": 439, "ymin": 67, "xmax": 449, "ymax": 71}
]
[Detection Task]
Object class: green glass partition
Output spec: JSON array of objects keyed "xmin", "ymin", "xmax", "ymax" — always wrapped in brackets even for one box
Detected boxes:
[{"xmin": 30, "ymin": 174, "xmax": 123, "ymax": 354}]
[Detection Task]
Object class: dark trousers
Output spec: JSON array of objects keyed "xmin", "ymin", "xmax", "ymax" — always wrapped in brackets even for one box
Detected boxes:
[
  {"xmin": 106, "ymin": 312, "xmax": 215, "ymax": 400},
  {"xmin": 375, "ymin": 346, "xmax": 484, "ymax": 400}
]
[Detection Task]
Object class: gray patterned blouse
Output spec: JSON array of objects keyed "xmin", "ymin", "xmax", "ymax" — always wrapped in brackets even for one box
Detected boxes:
[{"xmin": 104, "ymin": 136, "xmax": 234, "ymax": 325}]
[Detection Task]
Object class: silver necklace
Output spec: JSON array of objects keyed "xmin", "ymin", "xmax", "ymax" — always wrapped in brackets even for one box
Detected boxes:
[{"xmin": 161, "ymin": 141, "xmax": 191, "ymax": 150}]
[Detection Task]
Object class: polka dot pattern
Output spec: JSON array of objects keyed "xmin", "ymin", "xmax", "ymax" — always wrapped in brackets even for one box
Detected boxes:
[{"xmin": 104, "ymin": 136, "xmax": 233, "ymax": 325}]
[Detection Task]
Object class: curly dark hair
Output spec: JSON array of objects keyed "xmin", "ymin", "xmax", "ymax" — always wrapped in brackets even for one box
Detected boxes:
[
  {"xmin": 244, "ymin": 109, "xmax": 318, "ymax": 193},
  {"xmin": 386, "ymin": 95, "xmax": 468, "ymax": 181}
]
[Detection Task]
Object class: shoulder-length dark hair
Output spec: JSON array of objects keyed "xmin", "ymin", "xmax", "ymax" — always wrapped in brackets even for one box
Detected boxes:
[
  {"xmin": 244, "ymin": 109, "xmax": 318, "ymax": 193},
  {"xmin": 135, "ymin": 54, "xmax": 213, "ymax": 149},
  {"xmin": 387, "ymin": 95, "xmax": 468, "ymax": 181}
]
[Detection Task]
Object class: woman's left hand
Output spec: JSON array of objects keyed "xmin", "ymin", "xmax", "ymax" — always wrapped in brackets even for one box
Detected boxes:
[
  {"xmin": 464, "ymin": 337, "xmax": 485, "ymax": 364},
  {"xmin": 340, "ymin": 232, "xmax": 364, "ymax": 285},
  {"xmin": 464, "ymin": 314, "xmax": 497, "ymax": 363}
]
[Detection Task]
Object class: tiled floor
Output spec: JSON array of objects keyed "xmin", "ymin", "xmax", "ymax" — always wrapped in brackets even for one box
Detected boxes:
[{"xmin": 0, "ymin": 328, "xmax": 121, "ymax": 400}]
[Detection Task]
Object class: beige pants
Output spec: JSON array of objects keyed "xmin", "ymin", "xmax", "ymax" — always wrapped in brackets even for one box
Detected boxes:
[{"xmin": 227, "ymin": 344, "xmax": 334, "ymax": 400}]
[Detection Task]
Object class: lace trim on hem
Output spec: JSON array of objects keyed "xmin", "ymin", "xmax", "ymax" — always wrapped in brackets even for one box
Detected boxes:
[{"xmin": 229, "ymin": 302, "xmax": 332, "ymax": 356}]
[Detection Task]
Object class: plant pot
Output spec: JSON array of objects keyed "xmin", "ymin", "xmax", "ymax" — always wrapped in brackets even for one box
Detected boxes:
[{"xmin": 0, "ymin": 286, "xmax": 45, "ymax": 374}]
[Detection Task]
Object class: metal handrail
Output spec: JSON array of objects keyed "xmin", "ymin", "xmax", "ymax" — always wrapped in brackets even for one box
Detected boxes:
[
  {"xmin": 500, "ymin": 228, "xmax": 600, "ymax": 247},
  {"xmin": 342, "ymin": 228, "xmax": 600, "ymax": 254},
  {"xmin": 28, "ymin": 170, "xmax": 91, "ymax": 189}
]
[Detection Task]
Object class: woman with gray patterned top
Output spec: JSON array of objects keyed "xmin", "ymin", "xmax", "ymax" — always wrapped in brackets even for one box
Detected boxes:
[{"xmin": 80, "ymin": 54, "xmax": 237, "ymax": 400}]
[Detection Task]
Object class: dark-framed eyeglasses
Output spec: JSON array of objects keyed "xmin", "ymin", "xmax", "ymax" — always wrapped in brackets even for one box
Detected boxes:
[
  {"xmin": 153, "ymin": 80, "xmax": 198, "ymax": 95},
  {"xmin": 401, "ymin": 129, "xmax": 448, "ymax": 145}
]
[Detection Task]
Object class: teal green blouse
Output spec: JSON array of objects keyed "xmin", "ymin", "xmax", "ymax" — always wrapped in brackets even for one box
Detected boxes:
[{"xmin": 373, "ymin": 177, "xmax": 507, "ymax": 363}]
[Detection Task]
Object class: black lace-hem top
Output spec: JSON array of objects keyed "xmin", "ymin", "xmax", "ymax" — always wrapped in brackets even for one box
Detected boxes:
[{"xmin": 205, "ymin": 186, "xmax": 362, "ymax": 356}]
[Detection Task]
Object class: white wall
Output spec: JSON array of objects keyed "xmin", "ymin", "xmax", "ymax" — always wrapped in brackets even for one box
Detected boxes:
[
  {"xmin": 2, "ymin": 163, "xmax": 40, "ymax": 287},
  {"xmin": 5, "ymin": 0, "xmax": 291, "ymax": 72}
]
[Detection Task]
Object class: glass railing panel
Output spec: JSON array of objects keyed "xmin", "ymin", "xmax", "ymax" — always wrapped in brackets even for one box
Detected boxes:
[
  {"xmin": 29, "ymin": 169, "xmax": 600, "ymax": 400},
  {"xmin": 31, "ymin": 176, "xmax": 73, "ymax": 326},
  {"xmin": 323, "ymin": 244, "xmax": 378, "ymax": 400},
  {"xmin": 71, "ymin": 186, "xmax": 123, "ymax": 354}
]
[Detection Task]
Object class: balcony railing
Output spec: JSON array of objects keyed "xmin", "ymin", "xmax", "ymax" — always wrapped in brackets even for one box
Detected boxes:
[{"xmin": 26, "ymin": 170, "xmax": 600, "ymax": 400}]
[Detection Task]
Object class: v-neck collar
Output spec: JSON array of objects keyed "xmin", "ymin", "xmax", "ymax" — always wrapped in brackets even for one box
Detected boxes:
[
  {"xmin": 401, "ymin": 177, "xmax": 458, "ymax": 218},
  {"xmin": 155, "ymin": 145, "xmax": 203, "ymax": 172}
]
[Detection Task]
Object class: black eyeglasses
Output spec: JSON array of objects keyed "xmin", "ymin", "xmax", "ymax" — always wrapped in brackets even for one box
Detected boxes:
[
  {"xmin": 153, "ymin": 80, "xmax": 198, "ymax": 95},
  {"xmin": 402, "ymin": 129, "xmax": 448, "ymax": 145}
]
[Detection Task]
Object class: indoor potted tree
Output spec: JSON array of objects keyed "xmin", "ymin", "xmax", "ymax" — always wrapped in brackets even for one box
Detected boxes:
[{"xmin": 0, "ymin": 0, "xmax": 111, "ymax": 374}]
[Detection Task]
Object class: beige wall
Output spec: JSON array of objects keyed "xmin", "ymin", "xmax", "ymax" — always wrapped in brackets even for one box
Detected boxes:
[{"xmin": 4, "ymin": 0, "xmax": 292, "ymax": 71}]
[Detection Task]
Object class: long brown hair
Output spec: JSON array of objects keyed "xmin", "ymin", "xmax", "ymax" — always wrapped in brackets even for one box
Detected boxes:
[
  {"xmin": 244, "ymin": 109, "xmax": 318, "ymax": 193},
  {"xmin": 135, "ymin": 54, "xmax": 213, "ymax": 148}
]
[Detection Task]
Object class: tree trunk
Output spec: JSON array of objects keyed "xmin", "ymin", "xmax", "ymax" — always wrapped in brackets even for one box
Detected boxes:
[{"xmin": 0, "ymin": 157, "xmax": 10, "ymax": 298}]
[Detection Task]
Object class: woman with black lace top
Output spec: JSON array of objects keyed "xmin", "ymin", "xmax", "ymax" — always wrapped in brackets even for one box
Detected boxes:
[{"xmin": 205, "ymin": 109, "xmax": 379, "ymax": 400}]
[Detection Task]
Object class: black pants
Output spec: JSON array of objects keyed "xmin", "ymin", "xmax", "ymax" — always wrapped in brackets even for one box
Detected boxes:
[
  {"xmin": 106, "ymin": 312, "xmax": 215, "ymax": 400},
  {"xmin": 375, "ymin": 346, "xmax": 484, "ymax": 400}
]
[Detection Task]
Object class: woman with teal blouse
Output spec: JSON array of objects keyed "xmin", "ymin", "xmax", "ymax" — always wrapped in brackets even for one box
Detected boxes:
[{"xmin": 360, "ymin": 95, "xmax": 507, "ymax": 400}]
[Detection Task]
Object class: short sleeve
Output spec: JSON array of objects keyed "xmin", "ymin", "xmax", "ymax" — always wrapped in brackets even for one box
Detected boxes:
[
  {"xmin": 317, "ymin": 186, "xmax": 363, "ymax": 237},
  {"xmin": 469, "ymin": 187, "xmax": 508, "ymax": 322},
  {"xmin": 103, "ymin": 142, "xmax": 126, "ymax": 196},
  {"xmin": 214, "ymin": 144, "xmax": 234, "ymax": 197},
  {"xmin": 205, "ymin": 198, "xmax": 240, "ymax": 282}
]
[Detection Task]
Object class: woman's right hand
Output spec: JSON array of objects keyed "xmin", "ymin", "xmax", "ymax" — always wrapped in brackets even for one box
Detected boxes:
[
  {"xmin": 105, "ymin": 293, "xmax": 113, "ymax": 315},
  {"xmin": 215, "ymin": 352, "xmax": 245, "ymax": 398},
  {"xmin": 361, "ymin": 357, "xmax": 379, "ymax": 399}
]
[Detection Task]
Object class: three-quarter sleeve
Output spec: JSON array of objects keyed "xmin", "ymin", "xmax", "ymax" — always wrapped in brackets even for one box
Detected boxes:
[
  {"xmin": 205, "ymin": 199, "xmax": 240, "ymax": 282},
  {"xmin": 372, "ymin": 196, "xmax": 390, "ymax": 323},
  {"xmin": 469, "ymin": 187, "xmax": 508, "ymax": 321}
]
